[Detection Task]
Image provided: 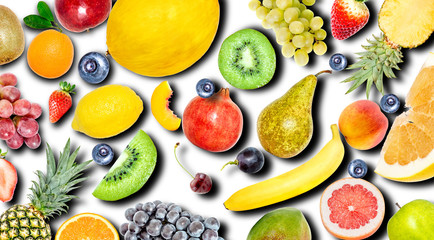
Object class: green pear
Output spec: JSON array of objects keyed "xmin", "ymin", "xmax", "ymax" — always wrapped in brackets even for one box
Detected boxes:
[
  {"xmin": 388, "ymin": 199, "xmax": 434, "ymax": 240},
  {"xmin": 257, "ymin": 70, "xmax": 331, "ymax": 158},
  {"xmin": 247, "ymin": 207, "xmax": 311, "ymax": 240}
]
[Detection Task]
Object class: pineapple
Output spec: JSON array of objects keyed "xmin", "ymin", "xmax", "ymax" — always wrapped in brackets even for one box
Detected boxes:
[
  {"xmin": 0, "ymin": 140, "xmax": 91, "ymax": 240},
  {"xmin": 343, "ymin": 0, "xmax": 434, "ymax": 98}
]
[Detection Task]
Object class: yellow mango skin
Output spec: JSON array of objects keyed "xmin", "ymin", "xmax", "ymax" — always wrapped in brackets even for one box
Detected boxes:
[
  {"xmin": 106, "ymin": 0, "xmax": 220, "ymax": 77},
  {"xmin": 151, "ymin": 81, "xmax": 181, "ymax": 131}
]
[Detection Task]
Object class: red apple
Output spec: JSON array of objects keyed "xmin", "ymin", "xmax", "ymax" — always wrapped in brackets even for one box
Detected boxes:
[
  {"xmin": 54, "ymin": 0, "xmax": 112, "ymax": 33},
  {"xmin": 182, "ymin": 88, "xmax": 243, "ymax": 152}
]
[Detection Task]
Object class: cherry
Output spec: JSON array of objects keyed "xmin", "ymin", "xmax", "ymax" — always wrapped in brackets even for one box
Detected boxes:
[{"xmin": 174, "ymin": 143, "xmax": 212, "ymax": 194}]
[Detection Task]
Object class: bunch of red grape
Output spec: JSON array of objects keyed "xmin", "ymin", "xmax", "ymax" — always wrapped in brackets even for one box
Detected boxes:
[{"xmin": 0, "ymin": 73, "xmax": 42, "ymax": 149}]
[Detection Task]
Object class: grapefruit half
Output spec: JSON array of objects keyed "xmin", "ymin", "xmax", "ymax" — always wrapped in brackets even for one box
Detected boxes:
[
  {"xmin": 375, "ymin": 53, "xmax": 434, "ymax": 182},
  {"xmin": 320, "ymin": 178, "xmax": 385, "ymax": 239}
]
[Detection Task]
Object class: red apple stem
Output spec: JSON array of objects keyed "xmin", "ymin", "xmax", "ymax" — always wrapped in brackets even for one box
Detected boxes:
[
  {"xmin": 221, "ymin": 160, "xmax": 239, "ymax": 171},
  {"xmin": 395, "ymin": 203, "xmax": 402, "ymax": 209},
  {"xmin": 174, "ymin": 143, "xmax": 194, "ymax": 179}
]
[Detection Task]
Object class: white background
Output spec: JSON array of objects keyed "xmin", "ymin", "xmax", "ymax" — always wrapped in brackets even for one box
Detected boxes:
[{"xmin": 1, "ymin": 0, "xmax": 433, "ymax": 239}]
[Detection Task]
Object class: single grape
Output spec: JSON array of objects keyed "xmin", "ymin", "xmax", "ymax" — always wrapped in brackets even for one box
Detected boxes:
[
  {"xmin": 153, "ymin": 200, "xmax": 162, "ymax": 206},
  {"xmin": 202, "ymin": 229, "xmax": 219, "ymax": 240},
  {"xmin": 284, "ymin": 7, "xmax": 300, "ymax": 23},
  {"xmin": 24, "ymin": 133, "xmax": 41, "ymax": 149},
  {"xmin": 289, "ymin": 21, "xmax": 304, "ymax": 34},
  {"xmin": 133, "ymin": 211, "xmax": 149, "ymax": 227},
  {"xmin": 298, "ymin": 3, "xmax": 306, "ymax": 12},
  {"xmin": 278, "ymin": 21, "xmax": 289, "ymax": 29},
  {"xmin": 0, "ymin": 73, "xmax": 17, "ymax": 86},
  {"xmin": 348, "ymin": 159, "xmax": 368, "ymax": 178},
  {"xmin": 135, "ymin": 203, "xmax": 143, "ymax": 211},
  {"xmin": 0, "ymin": 99, "xmax": 13, "ymax": 118},
  {"xmin": 119, "ymin": 223, "xmax": 129, "ymax": 236},
  {"xmin": 266, "ymin": 9, "xmax": 284, "ymax": 23},
  {"xmin": 276, "ymin": 0, "xmax": 292, "ymax": 9},
  {"xmin": 168, "ymin": 204, "xmax": 183, "ymax": 213},
  {"xmin": 256, "ymin": 6, "xmax": 270, "ymax": 20},
  {"xmin": 282, "ymin": 42, "xmax": 296, "ymax": 58},
  {"xmin": 262, "ymin": 0, "xmax": 273, "ymax": 8},
  {"xmin": 125, "ymin": 208, "xmax": 136, "ymax": 221},
  {"xmin": 190, "ymin": 173, "xmax": 212, "ymax": 194},
  {"xmin": 124, "ymin": 231, "xmax": 138, "ymax": 240},
  {"xmin": 310, "ymin": 16, "xmax": 323, "ymax": 31},
  {"xmin": 161, "ymin": 224, "xmax": 176, "ymax": 239},
  {"xmin": 128, "ymin": 222, "xmax": 141, "ymax": 234},
  {"xmin": 155, "ymin": 237, "xmax": 164, "ymax": 240},
  {"xmin": 0, "ymin": 118, "xmax": 16, "ymax": 140},
  {"xmin": 221, "ymin": 147, "xmax": 265, "ymax": 173},
  {"xmin": 190, "ymin": 215, "xmax": 204, "ymax": 222},
  {"xmin": 146, "ymin": 219, "xmax": 163, "ymax": 237},
  {"xmin": 314, "ymin": 29, "xmax": 327, "ymax": 41},
  {"xmin": 302, "ymin": 0, "xmax": 315, "ymax": 6},
  {"xmin": 176, "ymin": 217, "xmax": 191, "ymax": 231},
  {"xmin": 166, "ymin": 210, "xmax": 180, "ymax": 224},
  {"xmin": 248, "ymin": 0, "xmax": 261, "ymax": 11},
  {"xmin": 189, "ymin": 238, "xmax": 200, "ymax": 240},
  {"xmin": 218, "ymin": 237, "xmax": 225, "ymax": 240},
  {"xmin": 0, "ymin": 86, "xmax": 20, "ymax": 103},
  {"xmin": 276, "ymin": 27, "xmax": 292, "ymax": 45},
  {"xmin": 14, "ymin": 117, "xmax": 38, "ymax": 138},
  {"xmin": 25, "ymin": 103, "xmax": 42, "ymax": 119},
  {"xmin": 299, "ymin": 18, "xmax": 309, "ymax": 30},
  {"xmin": 261, "ymin": 19, "xmax": 273, "ymax": 29},
  {"xmin": 157, "ymin": 202, "xmax": 169, "ymax": 209},
  {"xmin": 294, "ymin": 49, "xmax": 309, "ymax": 66},
  {"xmin": 313, "ymin": 41, "xmax": 327, "ymax": 55},
  {"xmin": 302, "ymin": 32, "xmax": 314, "ymax": 45},
  {"xmin": 292, "ymin": 35, "xmax": 306, "ymax": 48},
  {"xmin": 155, "ymin": 208, "xmax": 167, "ymax": 220},
  {"xmin": 142, "ymin": 202, "xmax": 156, "ymax": 215},
  {"xmin": 300, "ymin": 9, "xmax": 314, "ymax": 20},
  {"xmin": 302, "ymin": 44, "xmax": 313, "ymax": 54},
  {"xmin": 172, "ymin": 231, "xmax": 189, "ymax": 240},
  {"xmin": 12, "ymin": 99, "xmax": 31, "ymax": 116},
  {"xmin": 187, "ymin": 221, "xmax": 205, "ymax": 238},
  {"xmin": 204, "ymin": 217, "xmax": 220, "ymax": 231},
  {"xmin": 292, "ymin": 0, "xmax": 300, "ymax": 7},
  {"xmin": 181, "ymin": 211, "xmax": 191, "ymax": 218},
  {"xmin": 380, "ymin": 94, "xmax": 400, "ymax": 113},
  {"xmin": 6, "ymin": 131, "xmax": 23, "ymax": 150},
  {"xmin": 139, "ymin": 230, "xmax": 152, "ymax": 240}
]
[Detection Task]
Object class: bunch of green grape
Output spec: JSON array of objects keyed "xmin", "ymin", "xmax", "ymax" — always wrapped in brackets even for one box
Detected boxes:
[{"xmin": 249, "ymin": 0, "xmax": 327, "ymax": 66}]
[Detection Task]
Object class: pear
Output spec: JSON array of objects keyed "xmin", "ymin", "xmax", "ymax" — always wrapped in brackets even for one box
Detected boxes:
[
  {"xmin": 257, "ymin": 70, "xmax": 331, "ymax": 158},
  {"xmin": 0, "ymin": 5, "xmax": 25, "ymax": 65}
]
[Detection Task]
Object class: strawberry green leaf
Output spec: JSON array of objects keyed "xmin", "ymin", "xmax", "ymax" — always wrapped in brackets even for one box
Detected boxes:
[{"xmin": 37, "ymin": 1, "xmax": 54, "ymax": 22}]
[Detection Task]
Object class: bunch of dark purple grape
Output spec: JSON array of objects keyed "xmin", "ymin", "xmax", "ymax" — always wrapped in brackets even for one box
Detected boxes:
[{"xmin": 120, "ymin": 200, "xmax": 224, "ymax": 240}]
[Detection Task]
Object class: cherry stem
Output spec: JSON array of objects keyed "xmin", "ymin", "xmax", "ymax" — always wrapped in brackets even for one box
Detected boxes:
[
  {"xmin": 221, "ymin": 160, "xmax": 239, "ymax": 171},
  {"xmin": 395, "ymin": 203, "xmax": 402, "ymax": 209},
  {"xmin": 174, "ymin": 143, "xmax": 194, "ymax": 179},
  {"xmin": 315, "ymin": 70, "xmax": 332, "ymax": 77}
]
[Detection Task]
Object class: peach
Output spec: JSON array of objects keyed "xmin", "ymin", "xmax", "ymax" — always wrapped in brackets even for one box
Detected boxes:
[
  {"xmin": 151, "ymin": 81, "xmax": 181, "ymax": 131},
  {"xmin": 338, "ymin": 100, "xmax": 388, "ymax": 150}
]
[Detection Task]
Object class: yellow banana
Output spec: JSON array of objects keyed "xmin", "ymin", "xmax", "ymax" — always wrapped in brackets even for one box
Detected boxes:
[{"xmin": 224, "ymin": 124, "xmax": 345, "ymax": 211}]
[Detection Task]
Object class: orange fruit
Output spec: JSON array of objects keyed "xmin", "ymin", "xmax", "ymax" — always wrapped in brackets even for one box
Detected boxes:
[
  {"xmin": 27, "ymin": 29, "xmax": 74, "ymax": 79},
  {"xmin": 55, "ymin": 213, "xmax": 119, "ymax": 240},
  {"xmin": 375, "ymin": 53, "xmax": 434, "ymax": 182}
]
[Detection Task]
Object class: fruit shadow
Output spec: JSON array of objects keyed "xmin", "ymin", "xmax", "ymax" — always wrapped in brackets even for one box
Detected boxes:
[{"xmin": 369, "ymin": 182, "xmax": 393, "ymax": 239}]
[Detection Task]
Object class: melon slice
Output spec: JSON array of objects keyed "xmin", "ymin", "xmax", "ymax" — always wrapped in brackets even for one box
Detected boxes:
[
  {"xmin": 320, "ymin": 178, "xmax": 385, "ymax": 240},
  {"xmin": 375, "ymin": 53, "xmax": 434, "ymax": 182}
]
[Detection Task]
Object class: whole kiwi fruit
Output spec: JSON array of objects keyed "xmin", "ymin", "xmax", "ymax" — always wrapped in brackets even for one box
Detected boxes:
[{"xmin": 0, "ymin": 5, "xmax": 25, "ymax": 65}]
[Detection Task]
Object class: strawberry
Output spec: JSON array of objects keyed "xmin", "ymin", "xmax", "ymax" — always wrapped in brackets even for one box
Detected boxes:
[
  {"xmin": 331, "ymin": 0, "xmax": 369, "ymax": 40},
  {"xmin": 49, "ymin": 81, "xmax": 75, "ymax": 123},
  {"xmin": 0, "ymin": 149, "xmax": 17, "ymax": 202}
]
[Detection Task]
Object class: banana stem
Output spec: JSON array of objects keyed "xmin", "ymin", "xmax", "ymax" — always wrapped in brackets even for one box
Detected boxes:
[
  {"xmin": 315, "ymin": 70, "xmax": 332, "ymax": 77},
  {"xmin": 174, "ymin": 143, "xmax": 194, "ymax": 179},
  {"xmin": 221, "ymin": 160, "xmax": 239, "ymax": 171}
]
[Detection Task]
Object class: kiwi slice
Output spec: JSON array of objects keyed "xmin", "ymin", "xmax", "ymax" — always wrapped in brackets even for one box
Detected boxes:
[
  {"xmin": 218, "ymin": 29, "xmax": 276, "ymax": 89},
  {"xmin": 92, "ymin": 130, "xmax": 157, "ymax": 201}
]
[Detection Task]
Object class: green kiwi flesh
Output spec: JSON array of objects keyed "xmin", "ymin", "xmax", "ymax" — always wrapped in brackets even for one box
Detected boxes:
[
  {"xmin": 218, "ymin": 29, "xmax": 276, "ymax": 89},
  {"xmin": 92, "ymin": 130, "xmax": 157, "ymax": 201}
]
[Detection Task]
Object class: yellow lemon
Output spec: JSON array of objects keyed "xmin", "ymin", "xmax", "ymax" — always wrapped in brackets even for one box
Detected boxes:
[
  {"xmin": 106, "ymin": 0, "xmax": 220, "ymax": 77},
  {"xmin": 72, "ymin": 85, "xmax": 143, "ymax": 138}
]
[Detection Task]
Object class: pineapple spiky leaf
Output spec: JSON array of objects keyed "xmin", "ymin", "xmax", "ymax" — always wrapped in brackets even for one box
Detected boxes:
[
  {"xmin": 28, "ymin": 139, "xmax": 91, "ymax": 219},
  {"xmin": 343, "ymin": 34, "xmax": 403, "ymax": 98}
]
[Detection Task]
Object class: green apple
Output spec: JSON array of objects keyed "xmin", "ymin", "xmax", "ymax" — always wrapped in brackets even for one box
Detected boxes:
[
  {"xmin": 388, "ymin": 199, "xmax": 434, "ymax": 239},
  {"xmin": 247, "ymin": 207, "xmax": 311, "ymax": 240}
]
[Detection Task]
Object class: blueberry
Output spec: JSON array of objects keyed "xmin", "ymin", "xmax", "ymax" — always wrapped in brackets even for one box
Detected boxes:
[
  {"xmin": 380, "ymin": 94, "xmax": 400, "ymax": 113},
  {"xmin": 348, "ymin": 159, "xmax": 368, "ymax": 178},
  {"xmin": 78, "ymin": 52, "xmax": 110, "ymax": 84},
  {"xmin": 329, "ymin": 53, "xmax": 348, "ymax": 71},
  {"xmin": 196, "ymin": 79, "xmax": 215, "ymax": 98},
  {"xmin": 92, "ymin": 143, "xmax": 114, "ymax": 165}
]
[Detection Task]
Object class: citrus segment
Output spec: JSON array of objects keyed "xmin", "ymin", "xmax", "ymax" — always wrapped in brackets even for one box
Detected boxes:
[
  {"xmin": 320, "ymin": 178, "xmax": 385, "ymax": 240},
  {"xmin": 375, "ymin": 53, "xmax": 434, "ymax": 182},
  {"xmin": 55, "ymin": 213, "xmax": 119, "ymax": 240}
]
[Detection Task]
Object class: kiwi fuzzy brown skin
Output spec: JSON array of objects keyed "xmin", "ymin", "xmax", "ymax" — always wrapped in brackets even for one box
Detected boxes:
[
  {"xmin": 218, "ymin": 29, "xmax": 276, "ymax": 90},
  {"xmin": 0, "ymin": 5, "xmax": 25, "ymax": 65},
  {"xmin": 92, "ymin": 130, "xmax": 157, "ymax": 201}
]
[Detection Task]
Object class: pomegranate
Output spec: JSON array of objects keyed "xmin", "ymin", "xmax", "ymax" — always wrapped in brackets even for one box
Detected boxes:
[{"xmin": 182, "ymin": 88, "xmax": 243, "ymax": 152}]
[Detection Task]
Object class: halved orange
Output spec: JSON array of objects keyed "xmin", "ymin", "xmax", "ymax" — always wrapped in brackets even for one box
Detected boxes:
[
  {"xmin": 55, "ymin": 213, "xmax": 119, "ymax": 240},
  {"xmin": 375, "ymin": 53, "xmax": 434, "ymax": 182}
]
